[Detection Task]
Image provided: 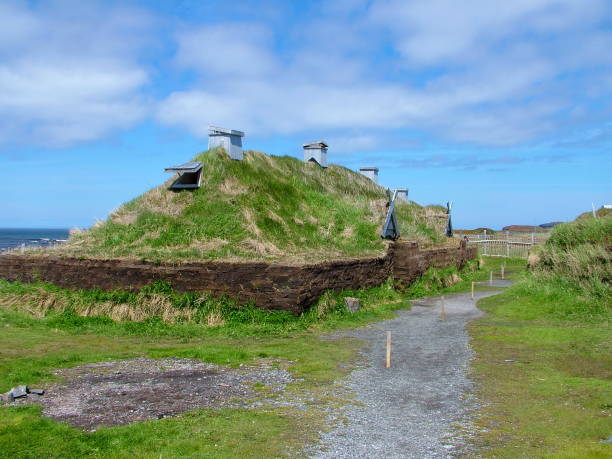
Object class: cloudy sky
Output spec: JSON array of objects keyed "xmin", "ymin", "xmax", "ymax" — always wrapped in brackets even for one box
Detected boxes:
[{"xmin": 1, "ymin": 0, "xmax": 610, "ymax": 229}]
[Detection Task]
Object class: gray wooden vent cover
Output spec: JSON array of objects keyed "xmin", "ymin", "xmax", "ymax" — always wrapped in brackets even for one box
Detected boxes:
[
  {"xmin": 164, "ymin": 161, "xmax": 203, "ymax": 189},
  {"xmin": 381, "ymin": 190, "xmax": 400, "ymax": 240}
]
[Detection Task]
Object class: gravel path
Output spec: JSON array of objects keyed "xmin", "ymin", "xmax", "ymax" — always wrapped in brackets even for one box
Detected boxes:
[{"xmin": 311, "ymin": 290, "xmax": 501, "ymax": 458}]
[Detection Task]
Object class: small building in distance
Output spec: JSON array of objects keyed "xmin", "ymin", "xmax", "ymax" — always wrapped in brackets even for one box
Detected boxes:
[
  {"xmin": 208, "ymin": 126, "xmax": 245, "ymax": 160},
  {"xmin": 359, "ymin": 167, "xmax": 379, "ymax": 184},
  {"xmin": 303, "ymin": 141, "xmax": 328, "ymax": 168}
]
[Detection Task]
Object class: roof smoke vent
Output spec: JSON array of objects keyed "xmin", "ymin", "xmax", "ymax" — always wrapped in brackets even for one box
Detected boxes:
[
  {"xmin": 208, "ymin": 126, "xmax": 245, "ymax": 160},
  {"xmin": 303, "ymin": 141, "xmax": 328, "ymax": 168},
  {"xmin": 395, "ymin": 188, "xmax": 408, "ymax": 202},
  {"xmin": 359, "ymin": 167, "xmax": 379, "ymax": 184}
]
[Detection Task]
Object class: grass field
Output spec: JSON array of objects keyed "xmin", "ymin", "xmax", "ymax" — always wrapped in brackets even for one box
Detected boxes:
[{"xmin": 470, "ymin": 288, "xmax": 611, "ymax": 457}]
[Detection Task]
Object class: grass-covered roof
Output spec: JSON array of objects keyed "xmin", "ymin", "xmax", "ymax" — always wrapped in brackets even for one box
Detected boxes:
[{"xmin": 51, "ymin": 148, "xmax": 447, "ymax": 262}]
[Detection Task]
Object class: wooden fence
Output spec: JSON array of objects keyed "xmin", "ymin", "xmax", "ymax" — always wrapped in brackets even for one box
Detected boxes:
[{"xmin": 457, "ymin": 231, "xmax": 550, "ymax": 259}]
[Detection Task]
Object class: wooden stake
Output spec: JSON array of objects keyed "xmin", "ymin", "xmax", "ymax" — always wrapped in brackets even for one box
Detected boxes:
[
  {"xmin": 489, "ymin": 271, "xmax": 493, "ymax": 286},
  {"xmin": 440, "ymin": 296, "xmax": 446, "ymax": 321},
  {"xmin": 471, "ymin": 281, "xmax": 475, "ymax": 299},
  {"xmin": 386, "ymin": 331, "xmax": 391, "ymax": 368},
  {"xmin": 501, "ymin": 264, "xmax": 505, "ymax": 280}
]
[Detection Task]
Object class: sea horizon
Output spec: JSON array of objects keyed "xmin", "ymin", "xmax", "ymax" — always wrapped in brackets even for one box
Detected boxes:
[{"xmin": 0, "ymin": 228, "xmax": 70, "ymax": 251}]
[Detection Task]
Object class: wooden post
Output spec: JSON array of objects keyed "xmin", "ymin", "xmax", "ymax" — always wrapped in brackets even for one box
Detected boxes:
[
  {"xmin": 386, "ymin": 331, "xmax": 391, "ymax": 368},
  {"xmin": 440, "ymin": 296, "xmax": 446, "ymax": 321},
  {"xmin": 501, "ymin": 264, "xmax": 505, "ymax": 280},
  {"xmin": 471, "ymin": 281, "xmax": 475, "ymax": 299},
  {"xmin": 489, "ymin": 271, "xmax": 493, "ymax": 286}
]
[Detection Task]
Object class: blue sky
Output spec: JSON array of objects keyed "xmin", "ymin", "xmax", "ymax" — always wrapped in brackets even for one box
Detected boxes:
[{"xmin": 1, "ymin": 0, "xmax": 610, "ymax": 230}]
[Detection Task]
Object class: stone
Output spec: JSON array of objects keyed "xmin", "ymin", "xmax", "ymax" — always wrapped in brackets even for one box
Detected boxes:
[
  {"xmin": 30, "ymin": 389, "xmax": 45, "ymax": 395},
  {"xmin": 9, "ymin": 387, "xmax": 27, "ymax": 399},
  {"xmin": 344, "ymin": 297, "xmax": 360, "ymax": 313}
]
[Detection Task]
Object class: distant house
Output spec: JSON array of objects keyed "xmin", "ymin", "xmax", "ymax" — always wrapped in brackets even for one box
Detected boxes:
[{"xmin": 303, "ymin": 141, "xmax": 328, "ymax": 168}]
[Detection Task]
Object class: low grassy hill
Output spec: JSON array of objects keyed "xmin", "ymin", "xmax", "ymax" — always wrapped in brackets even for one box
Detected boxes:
[
  {"xmin": 49, "ymin": 148, "xmax": 446, "ymax": 263},
  {"xmin": 528, "ymin": 215, "xmax": 611, "ymax": 318},
  {"xmin": 575, "ymin": 205, "xmax": 612, "ymax": 220}
]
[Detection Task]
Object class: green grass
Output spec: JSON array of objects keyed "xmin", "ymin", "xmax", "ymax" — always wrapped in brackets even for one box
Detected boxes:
[
  {"xmin": 575, "ymin": 206, "xmax": 612, "ymax": 221},
  {"xmin": 470, "ymin": 288, "xmax": 611, "ymax": 457},
  {"xmin": 530, "ymin": 216, "xmax": 611, "ymax": 318},
  {"xmin": 43, "ymin": 148, "xmax": 445, "ymax": 263},
  {"xmin": 469, "ymin": 219, "xmax": 612, "ymax": 457},
  {"xmin": 1, "ymin": 406, "xmax": 303, "ymax": 458},
  {"xmin": 545, "ymin": 216, "xmax": 611, "ymax": 250}
]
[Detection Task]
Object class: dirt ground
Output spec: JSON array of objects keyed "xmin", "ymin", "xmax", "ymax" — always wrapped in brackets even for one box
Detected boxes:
[{"xmin": 7, "ymin": 357, "xmax": 293, "ymax": 431}]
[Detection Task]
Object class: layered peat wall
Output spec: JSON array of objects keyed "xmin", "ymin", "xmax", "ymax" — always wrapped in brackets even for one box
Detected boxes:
[{"xmin": 0, "ymin": 241, "xmax": 476, "ymax": 314}]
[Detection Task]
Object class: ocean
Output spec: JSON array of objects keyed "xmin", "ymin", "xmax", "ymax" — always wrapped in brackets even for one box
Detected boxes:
[{"xmin": 0, "ymin": 228, "xmax": 70, "ymax": 252}]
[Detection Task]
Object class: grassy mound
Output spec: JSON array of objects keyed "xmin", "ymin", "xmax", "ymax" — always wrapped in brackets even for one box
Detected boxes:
[
  {"xmin": 49, "ymin": 148, "xmax": 446, "ymax": 262},
  {"xmin": 523, "ymin": 216, "xmax": 611, "ymax": 321},
  {"xmin": 575, "ymin": 205, "xmax": 612, "ymax": 220}
]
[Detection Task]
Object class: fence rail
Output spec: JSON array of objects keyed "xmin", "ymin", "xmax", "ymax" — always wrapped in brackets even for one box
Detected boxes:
[
  {"xmin": 457, "ymin": 231, "xmax": 550, "ymax": 258},
  {"xmin": 460, "ymin": 232, "xmax": 550, "ymax": 244},
  {"xmin": 468, "ymin": 239, "xmax": 532, "ymax": 258}
]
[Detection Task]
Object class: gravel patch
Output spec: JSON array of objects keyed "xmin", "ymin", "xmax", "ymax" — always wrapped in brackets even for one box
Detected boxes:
[
  {"xmin": 6, "ymin": 357, "xmax": 293, "ymax": 431},
  {"xmin": 310, "ymin": 290, "xmax": 500, "ymax": 458}
]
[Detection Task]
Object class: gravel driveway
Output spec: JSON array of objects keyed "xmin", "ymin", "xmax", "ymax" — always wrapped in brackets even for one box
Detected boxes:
[{"xmin": 311, "ymin": 290, "xmax": 500, "ymax": 458}]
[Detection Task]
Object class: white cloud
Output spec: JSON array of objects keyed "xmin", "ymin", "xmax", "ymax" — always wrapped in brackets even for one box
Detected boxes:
[
  {"xmin": 157, "ymin": 0, "xmax": 612, "ymax": 147},
  {"xmin": 371, "ymin": 0, "xmax": 608, "ymax": 66},
  {"xmin": 3, "ymin": 0, "xmax": 610, "ymax": 150},
  {"xmin": 0, "ymin": 0, "xmax": 152, "ymax": 147},
  {"xmin": 174, "ymin": 23, "xmax": 278, "ymax": 77}
]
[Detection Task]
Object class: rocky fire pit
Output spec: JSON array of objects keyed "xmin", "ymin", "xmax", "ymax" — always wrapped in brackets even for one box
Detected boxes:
[{"xmin": 4, "ymin": 357, "xmax": 293, "ymax": 431}]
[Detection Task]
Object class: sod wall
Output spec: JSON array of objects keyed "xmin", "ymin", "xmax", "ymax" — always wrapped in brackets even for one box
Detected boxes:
[{"xmin": 0, "ymin": 241, "xmax": 476, "ymax": 313}]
